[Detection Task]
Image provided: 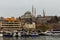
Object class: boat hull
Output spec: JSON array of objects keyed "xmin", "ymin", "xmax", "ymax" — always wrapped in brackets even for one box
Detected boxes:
[
  {"xmin": 21, "ymin": 34, "xmax": 39, "ymax": 37},
  {"xmin": 3, "ymin": 33, "xmax": 13, "ymax": 37},
  {"xmin": 3, "ymin": 35, "xmax": 13, "ymax": 37},
  {"xmin": 21, "ymin": 35, "xmax": 31, "ymax": 37}
]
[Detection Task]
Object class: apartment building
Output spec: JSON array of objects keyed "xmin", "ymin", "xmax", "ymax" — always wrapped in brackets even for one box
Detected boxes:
[{"xmin": 0, "ymin": 17, "xmax": 21, "ymax": 31}]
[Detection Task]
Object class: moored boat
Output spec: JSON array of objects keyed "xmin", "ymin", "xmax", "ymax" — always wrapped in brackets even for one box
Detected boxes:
[
  {"xmin": 3, "ymin": 31, "xmax": 13, "ymax": 37},
  {"xmin": 42, "ymin": 31, "xmax": 53, "ymax": 36},
  {"xmin": 41, "ymin": 30, "xmax": 60, "ymax": 36},
  {"xmin": 0, "ymin": 33, "xmax": 3, "ymax": 37},
  {"xmin": 0, "ymin": 31, "xmax": 3, "ymax": 36},
  {"xmin": 21, "ymin": 31, "xmax": 39, "ymax": 37},
  {"xmin": 30, "ymin": 33, "xmax": 39, "ymax": 37},
  {"xmin": 21, "ymin": 31, "xmax": 30, "ymax": 37},
  {"xmin": 13, "ymin": 31, "xmax": 21, "ymax": 37},
  {"xmin": 51, "ymin": 30, "xmax": 60, "ymax": 36}
]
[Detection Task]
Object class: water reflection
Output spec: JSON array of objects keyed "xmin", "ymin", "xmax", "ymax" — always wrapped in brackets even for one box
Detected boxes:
[
  {"xmin": 0, "ymin": 37, "xmax": 3, "ymax": 40},
  {"xmin": 0, "ymin": 36, "xmax": 60, "ymax": 40}
]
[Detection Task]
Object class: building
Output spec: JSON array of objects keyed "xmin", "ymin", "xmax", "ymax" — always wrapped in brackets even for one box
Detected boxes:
[
  {"xmin": 20, "ymin": 11, "xmax": 36, "ymax": 30},
  {"xmin": 23, "ymin": 22, "xmax": 36, "ymax": 29},
  {"xmin": 21, "ymin": 11, "xmax": 36, "ymax": 23},
  {"xmin": 0, "ymin": 17, "xmax": 22, "ymax": 31}
]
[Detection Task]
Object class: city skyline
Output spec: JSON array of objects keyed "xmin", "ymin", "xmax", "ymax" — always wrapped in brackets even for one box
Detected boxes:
[{"xmin": 0, "ymin": 0, "xmax": 60, "ymax": 17}]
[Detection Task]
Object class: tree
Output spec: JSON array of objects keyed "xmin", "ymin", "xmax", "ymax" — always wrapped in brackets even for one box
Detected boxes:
[{"xmin": 39, "ymin": 24, "xmax": 52, "ymax": 32}]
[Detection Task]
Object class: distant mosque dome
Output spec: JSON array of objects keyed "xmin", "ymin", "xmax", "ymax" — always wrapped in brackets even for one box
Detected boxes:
[
  {"xmin": 25, "ymin": 11, "xmax": 31, "ymax": 15},
  {"xmin": 21, "ymin": 11, "xmax": 34, "ymax": 19}
]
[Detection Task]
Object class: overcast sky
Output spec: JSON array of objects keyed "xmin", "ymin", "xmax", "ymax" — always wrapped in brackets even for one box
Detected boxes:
[{"xmin": 0, "ymin": 0, "xmax": 60, "ymax": 17}]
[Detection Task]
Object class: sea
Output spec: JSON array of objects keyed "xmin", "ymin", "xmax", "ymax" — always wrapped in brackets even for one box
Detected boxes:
[{"xmin": 0, "ymin": 36, "xmax": 60, "ymax": 40}]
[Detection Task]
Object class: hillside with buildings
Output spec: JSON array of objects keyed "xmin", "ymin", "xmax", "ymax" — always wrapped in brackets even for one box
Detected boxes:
[{"xmin": 0, "ymin": 6, "xmax": 60, "ymax": 33}]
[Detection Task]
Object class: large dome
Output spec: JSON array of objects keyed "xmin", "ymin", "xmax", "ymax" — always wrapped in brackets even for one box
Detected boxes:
[{"xmin": 21, "ymin": 11, "xmax": 34, "ymax": 18}]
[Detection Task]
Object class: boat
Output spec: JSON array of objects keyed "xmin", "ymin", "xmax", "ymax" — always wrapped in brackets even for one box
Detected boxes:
[
  {"xmin": 21, "ymin": 31, "xmax": 39, "ymax": 37},
  {"xmin": 0, "ymin": 32, "xmax": 3, "ymax": 36},
  {"xmin": 41, "ymin": 30, "xmax": 60, "ymax": 36},
  {"xmin": 3, "ymin": 31, "xmax": 13, "ymax": 37},
  {"xmin": 0, "ymin": 31, "xmax": 3, "ymax": 36},
  {"xmin": 13, "ymin": 31, "xmax": 21, "ymax": 37},
  {"xmin": 30, "ymin": 33, "xmax": 39, "ymax": 37},
  {"xmin": 42, "ymin": 31, "xmax": 53, "ymax": 36},
  {"xmin": 51, "ymin": 30, "xmax": 60, "ymax": 36},
  {"xmin": 15, "ymin": 32, "xmax": 21, "ymax": 37},
  {"xmin": 21, "ymin": 31, "xmax": 30, "ymax": 37},
  {"xmin": 18, "ymin": 32, "xmax": 21, "ymax": 37}
]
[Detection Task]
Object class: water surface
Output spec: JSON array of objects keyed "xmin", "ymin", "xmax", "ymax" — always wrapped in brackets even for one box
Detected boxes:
[{"xmin": 0, "ymin": 36, "xmax": 60, "ymax": 40}]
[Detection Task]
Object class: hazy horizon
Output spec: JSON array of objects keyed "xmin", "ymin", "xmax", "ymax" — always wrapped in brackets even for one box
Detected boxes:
[{"xmin": 0, "ymin": 0, "xmax": 60, "ymax": 17}]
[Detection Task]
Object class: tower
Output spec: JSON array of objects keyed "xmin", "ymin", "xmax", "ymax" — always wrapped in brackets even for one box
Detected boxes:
[
  {"xmin": 32, "ymin": 5, "xmax": 36, "ymax": 17},
  {"xmin": 34, "ymin": 8, "xmax": 36, "ymax": 17},
  {"xmin": 43, "ymin": 9, "xmax": 45, "ymax": 17}
]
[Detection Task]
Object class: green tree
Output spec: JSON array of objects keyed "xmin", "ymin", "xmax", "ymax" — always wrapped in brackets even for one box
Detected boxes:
[{"xmin": 39, "ymin": 24, "xmax": 52, "ymax": 32}]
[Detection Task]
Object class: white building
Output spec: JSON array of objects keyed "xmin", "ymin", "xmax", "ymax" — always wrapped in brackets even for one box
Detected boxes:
[{"xmin": 23, "ymin": 22, "xmax": 36, "ymax": 29}]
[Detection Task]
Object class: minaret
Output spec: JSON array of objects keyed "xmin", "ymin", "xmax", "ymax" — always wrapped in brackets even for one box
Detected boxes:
[
  {"xmin": 34, "ymin": 8, "xmax": 36, "ymax": 17},
  {"xmin": 32, "ymin": 5, "xmax": 34, "ymax": 16},
  {"xmin": 32, "ymin": 5, "xmax": 36, "ymax": 17},
  {"xmin": 43, "ymin": 9, "xmax": 45, "ymax": 17}
]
